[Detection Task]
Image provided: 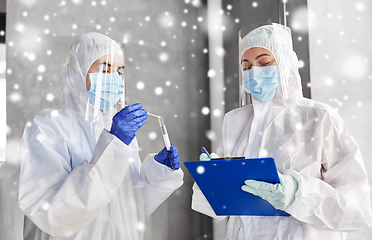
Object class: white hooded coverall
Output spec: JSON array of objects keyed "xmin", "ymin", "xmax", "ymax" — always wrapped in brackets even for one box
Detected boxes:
[
  {"xmin": 192, "ymin": 24, "xmax": 372, "ymax": 239},
  {"xmin": 17, "ymin": 32, "xmax": 184, "ymax": 239}
]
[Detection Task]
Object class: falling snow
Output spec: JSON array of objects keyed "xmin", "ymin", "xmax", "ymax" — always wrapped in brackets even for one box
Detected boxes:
[
  {"xmin": 37, "ymin": 65, "xmax": 46, "ymax": 73},
  {"xmin": 201, "ymin": 107, "xmax": 210, "ymax": 115},
  {"xmin": 155, "ymin": 87, "xmax": 163, "ymax": 95},
  {"xmin": 0, "ymin": 3, "xmax": 363, "ymax": 240},
  {"xmin": 46, "ymin": 93, "xmax": 54, "ymax": 102},
  {"xmin": 213, "ymin": 109, "xmax": 221, "ymax": 117},
  {"xmin": 149, "ymin": 132, "xmax": 157, "ymax": 140},
  {"xmin": 4, "ymin": 1, "xmax": 372, "ymax": 216},
  {"xmin": 207, "ymin": 69, "xmax": 216, "ymax": 78},
  {"xmin": 136, "ymin": 82, "xmax": 145, "ymax": 90},
  {"xmin": 196, "ymin": 165, "xmax": 205, "ymax": 174}
]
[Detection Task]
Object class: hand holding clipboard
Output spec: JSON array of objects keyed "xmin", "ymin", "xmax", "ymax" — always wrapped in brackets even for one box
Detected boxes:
[{"xmin": 185, "ymin": 149, "xmax": 290, "ymax": 216}]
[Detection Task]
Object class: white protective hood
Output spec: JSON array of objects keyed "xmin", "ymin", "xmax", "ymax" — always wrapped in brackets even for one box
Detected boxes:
[
  {"xmin": 61, "ymin": 32, "xmax": 124, "ymax": 138},
  {"xmin": 239, "ymin": 23, "xmax": 303, "ymax": 106}
]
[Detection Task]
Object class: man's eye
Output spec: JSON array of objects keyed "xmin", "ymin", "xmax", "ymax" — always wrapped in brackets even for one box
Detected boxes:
[{"xmin": 118, "ymin": 72, "xmax": 123, "ymax": 76}]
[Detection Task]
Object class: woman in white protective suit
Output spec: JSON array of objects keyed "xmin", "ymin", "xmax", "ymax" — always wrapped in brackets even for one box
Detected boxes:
[
  {"xmin": 16, "ymin": 32, "xmax": 184, "ymax": 239},
  {"xmin": 192, "ymin": 23, "xmax": 372, "ymax": 239}
]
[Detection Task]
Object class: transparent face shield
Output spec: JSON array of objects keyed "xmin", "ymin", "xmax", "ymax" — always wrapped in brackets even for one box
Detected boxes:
[
  {"xmin": 113, "ymin": 42, "xmax": 126, "ymax": 112},
  {"xmin": 85, "ymin": 41, "xmax": 126, "ymax": 121},
  {"xmin": 238, "ymin": 22, "xmax": 291, "ymax": 107}
]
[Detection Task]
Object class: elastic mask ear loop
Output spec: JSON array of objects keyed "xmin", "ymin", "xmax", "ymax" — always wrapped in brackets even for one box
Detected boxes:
[{"xmin": 93, "ymin": 71, "xmax": 103, "ymax": 120}]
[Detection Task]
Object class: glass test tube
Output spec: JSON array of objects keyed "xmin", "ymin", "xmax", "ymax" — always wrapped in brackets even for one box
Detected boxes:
[{"xmin": 158, "ymin": 118, "xmax": 171, "ymax": 151}]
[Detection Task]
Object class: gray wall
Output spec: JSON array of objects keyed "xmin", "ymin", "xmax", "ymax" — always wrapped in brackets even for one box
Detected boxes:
[{"xmin": 0, "ymin": 0, "xmax": 5, "ymax": 13}]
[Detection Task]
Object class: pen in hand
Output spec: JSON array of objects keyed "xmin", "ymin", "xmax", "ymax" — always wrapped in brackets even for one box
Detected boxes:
[{"xmin": 201, "ymin": 147, "xmax": 211, "ymax": 159}]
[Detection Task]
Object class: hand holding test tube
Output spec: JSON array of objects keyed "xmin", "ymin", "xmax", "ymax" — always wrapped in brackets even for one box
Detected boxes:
[
  {"xmin": 135, "ymin": 107, "xmax": 171, "ymax": 153},
  {"xmin": 141, "ymin": 110, "xmax": 172, "ymax": 152},
  {"xmin": 159, "ymin": 118, "xmax": 171, "ymax": 151},
  {"xmin": 122, "ymin": 105, "xmax": 178, "ymax": 169},
  {"xmin": 157, "ymin": 118, "xmax": 175, "ymax": 169},
  {"xmin": 153, "ymin": 121, "xmax": 178, "ymax": 170},
  {"xmin": 143, "ymin": 109, "xmax": 175, "ymax": 169}
]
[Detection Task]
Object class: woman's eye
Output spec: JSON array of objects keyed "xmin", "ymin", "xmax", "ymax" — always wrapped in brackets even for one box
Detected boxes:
[
  {"xmin": 242, "ymin": 64, "xmax": 251, "ymax": 71},
  {"xmin": 261, "ymin": 62, "xmax": 270, "ymax": 66},
  {"xmin": 118, "ymin": 72, "xmax": 123, "ymax": 76}
]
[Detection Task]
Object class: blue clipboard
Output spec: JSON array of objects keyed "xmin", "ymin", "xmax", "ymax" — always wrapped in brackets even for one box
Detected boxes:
[{"xmin": 184, "ymin": 157, "xmax": 290, "ymax": 217}]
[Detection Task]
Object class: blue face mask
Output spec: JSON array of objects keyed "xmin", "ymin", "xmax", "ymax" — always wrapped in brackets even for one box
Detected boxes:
[
  {"xmin": 243, "ymin": 65, "xmax": 281, "ymax": 102},
  {"xmin": 85, "ymin": 72, "xmax": 124, "ymax": 109}
]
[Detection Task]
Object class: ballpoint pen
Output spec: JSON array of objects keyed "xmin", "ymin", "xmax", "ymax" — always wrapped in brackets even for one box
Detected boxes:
[{"xmin": 201, "ymin": 147, "xmax": 211, "ymax": 159}]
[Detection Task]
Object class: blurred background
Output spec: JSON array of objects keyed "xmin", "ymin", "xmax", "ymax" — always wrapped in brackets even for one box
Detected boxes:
[{"xmin": 0, "ymin": 0, "xmax": 371, "ymax": 239}]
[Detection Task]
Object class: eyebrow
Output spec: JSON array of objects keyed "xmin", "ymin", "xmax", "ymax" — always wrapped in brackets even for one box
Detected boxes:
[
  {"xmin": 99, "ymin": 62, "xmax": 111, "ymax": 67},
  {"xmin": 99, "ymin": 62, "xmax": 125, "ymax": 70},
  {"xmin": 255, "ymin": 53, "xmax": 271, "ymax": 60},
  {"xmin": 240, "ymin": 53, "xmax": 272, "ymax": 64}
]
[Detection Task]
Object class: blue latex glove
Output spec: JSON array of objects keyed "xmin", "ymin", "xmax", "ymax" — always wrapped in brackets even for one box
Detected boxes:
[
  {"xmin": 199, "ymin": 152, "xmax": 219, "ymax": 161},
  {"xmin": 241, "ymin": 172, "xmax": 298, "ymax": 210},
  {"xmin": 154, "ymin": 144, "xmax": 181, "ymax": 170},
  {"xmin": 110, "ymin": 103, "xmax": 148, "ymax": 145}
]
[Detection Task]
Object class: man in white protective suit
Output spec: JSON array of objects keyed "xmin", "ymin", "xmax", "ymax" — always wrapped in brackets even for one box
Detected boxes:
[
  {"xmin": 16, "ymin": 32, "xmax": 184, "ymax": 239},
  {"xmin": 192, "ymin": 23, "xmax": 372, "ymax": 239}
]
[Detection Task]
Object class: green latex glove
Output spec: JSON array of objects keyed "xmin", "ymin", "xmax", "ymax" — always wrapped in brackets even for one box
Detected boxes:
[
  {"xmin": 199, "ymin": 152, "xmax": 219, "ymax": 161},
  {"xmin": 241, "ymin": 172, "xmax": 298, "ymax": 210}
]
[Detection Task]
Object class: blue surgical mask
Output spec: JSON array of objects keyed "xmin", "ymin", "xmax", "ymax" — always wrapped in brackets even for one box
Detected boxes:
[
  {"xmin": 243, "ymin": 65, "xmax": 281, "ymax": 102},
  {"xmin": 85, "ymin": 72, "xmax": 124, "ymax": 109}
]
